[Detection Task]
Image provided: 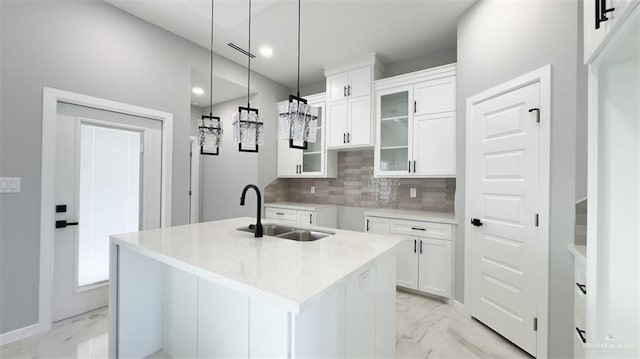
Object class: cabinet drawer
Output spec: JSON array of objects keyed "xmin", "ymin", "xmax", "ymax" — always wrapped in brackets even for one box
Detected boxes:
[
  {"xmin": 265, "ymin": 208, "xmax": 297, "ymax": 222},
  {"xmin": 389, "ymin": 219, "xmax": 452, "ymax": 240}
]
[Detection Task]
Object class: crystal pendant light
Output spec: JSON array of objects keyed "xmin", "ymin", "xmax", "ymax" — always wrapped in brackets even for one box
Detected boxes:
[
  {"xmin": 199, "ymin": 0, "xmax": 223, "ymax": 156},
  {"xmin": 277, "ymin": 0, "xmax": 318, "ymax": 150},
  {"xmin": 233, "ymin": 0, "xmax": 264, "ymax": 153}
]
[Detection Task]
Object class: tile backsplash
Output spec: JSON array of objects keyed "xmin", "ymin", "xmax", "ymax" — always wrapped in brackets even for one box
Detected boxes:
[{"xmin": 265, "ymin": 150, "xmax": 455, "ymax": 213}]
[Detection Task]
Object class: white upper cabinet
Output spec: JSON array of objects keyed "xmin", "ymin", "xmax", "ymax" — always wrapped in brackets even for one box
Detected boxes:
[
  {"xmin": 584, "ymin": 0, "xmax": 639, "ymax": 62},
  {"xmin": 374, "ymin": 64, "xmax": 457, "ymax": 178},
  {"xmin": 276, "ymin": 94, "xmax": 337, "ymax": 178},
  {"xmin": 324, "ymin": 54, "xmax": 384, "ymax": 150}
]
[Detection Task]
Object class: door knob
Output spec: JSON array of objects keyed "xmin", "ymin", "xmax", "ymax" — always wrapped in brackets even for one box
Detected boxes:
[
  {"xmin": 471, "ymin": 218, "xmax": 483, "ymax": 227},
  {"xmin": 56, "ymin": 220, "xmax": 79, "ymax": 229}
]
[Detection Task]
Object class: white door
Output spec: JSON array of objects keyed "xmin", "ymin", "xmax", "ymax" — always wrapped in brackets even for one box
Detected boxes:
[
  {"xmin": 412, "ymin": 112, "xmax": 456, "ymax": 176},
  {"xmin": 53, "ymin": 103, "xmax": 162, "ymax": 321},
  {"xmin": 417, "ymin": 237, "xmax": 451, "ymax": 297},
  {"xmin": 347, "ymin": 96, "xmax": 371, "ymax": 146},
  {"xmin": 347, "ymin": 66, "xmax": 371, "ymax": 98},
  {"xmin": 413, "ymin": 77, "xmax": 456, "ymax": 116},
  {"xmin": 469, "ymin": 82, "xmax": 540, "ymax": 356},
  {"xmin": 327, "ymin": 73, "xmax": 349, "ymax": 101},
  {"xmin": 396, "ymin": 237, "xmax": 419, "ymax": 290},
  {"xmin": 326, "ymin": 100, "xmax": 349, "ymax": 148}
]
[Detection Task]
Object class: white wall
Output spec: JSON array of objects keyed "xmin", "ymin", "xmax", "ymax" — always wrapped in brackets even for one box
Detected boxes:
[
  {"xmin": 456, "ymin": 1, "xmax": 585, "ymax": 357},
  {"xmin": 0, "ymin": 0, "xmax": 286, "ymax": 335}
]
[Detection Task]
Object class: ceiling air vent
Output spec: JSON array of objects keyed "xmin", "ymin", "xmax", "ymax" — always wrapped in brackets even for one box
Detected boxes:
[{"xmin": 227, "ymin": 43, "xmax": 256, "ymax": 58}]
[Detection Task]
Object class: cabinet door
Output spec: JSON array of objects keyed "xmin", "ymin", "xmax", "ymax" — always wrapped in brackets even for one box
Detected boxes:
[
  {"xmin": 377, "ymin": 88, "xmax": 411, "ymax": 175},
  {"xmin": 302, "ymin": 102, "xmax": 324, "ymax": 175},
  {"xmin": 326, "ymin": 100, "xmax": 349, "ymax": 148},
  {"xmin": 277, "ymin": 138, "xmax": 301, "ymax": 177},
  {"xmin": 348, "ymin": 66, "xmax": 371, "ymax": 98},
  {"xmin": 347, "ymin": 96, "xmax": 372, "ymax": 146},
  {"xmin": 297, "ymin": 210, "xmax": 314, "ymax": 225},
  {"xmin": 412, "ymin": 112, "xmax": 456, "ymax": 177},
  {"xmin": 365, "ymin": 216, "xmax": 389, "ymax": 234},
  {"xmin": 413, "ymin": 77, "xmax": 456, "ymax": 115},
  {"xmin": 418, "ymin": 237, "xmax": 452, "ymax": 297},
  {"xmin": 327, "ymin": 73, "xmax": 349, "ymax": 101},
  {"xmin": 396, "ymin": 237, "xmax": 419, "ymax": 290}
]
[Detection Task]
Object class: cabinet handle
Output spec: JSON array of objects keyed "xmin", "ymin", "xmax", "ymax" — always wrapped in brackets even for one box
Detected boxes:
[
  {"xmin": 420, "ymin": 240, "xmax": 423, "ymax": 254},
  {"xmin": 343, "ymin": 133, "xmax": 346, "ymax": 144},
  {"xmin": 414, "ymin": 100, "xmax": 417, "ymax": 114},
  {"xmin": 366, "ymin": 219, "xmax": 370, "ymax": 231},
  {"xmin": 348, "ymin": 85, "xmax": 351, "ymax": 96},
  {"xmin": 576, "ymin": 327, "xmax": 586, "ymax": 344},
  {"xmin": 413, "ymin": 160, "xmax": 416, "ymax": 173},
  {"xmin": 576, "ymin": 282, "xmax": 587, "ymax": 295},
  {"xmin": 347, "ymin": 133, "xmax": 350, "ymax": 143},
  {"xmin": 310, "ymin": 214, "xmax": 313, "ymax": 224},
  {"xmin": 411, "ymin": 227, "xmax": 426, "ymax": 231},
  {"xmin": 408, "ymin": 161, "xmax": 411, "ymax": 173},
  {"xmin": 343, "ymin": 86, "xmax": 347, "ymax": 97},
  {"xmin": 276, "ymin": 212, "xmax": 285, "ymax": 216},
  {"xmin": 414, "ymin": 239, "xmax": 417, "ymax": 253}
]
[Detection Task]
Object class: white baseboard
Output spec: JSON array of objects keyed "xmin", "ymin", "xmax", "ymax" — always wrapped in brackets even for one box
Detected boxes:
[
  {"xmin": 453, "ymin": 299, "xmax": 467, "ymax": 315},
  {"xmin": 0, "ymin": 322, "xmax": 48, "ymax": 346}
]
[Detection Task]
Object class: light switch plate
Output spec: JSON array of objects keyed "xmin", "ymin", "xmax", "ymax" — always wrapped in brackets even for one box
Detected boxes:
[
  {"xmin": 410, "ymin": 188, "xmax": 417, "ymax": 198},
  {"xmin": 0, "ymin": 177, "xmax": 21, "ymax": 193},
  {"xmin": 310, "ymin": 186, "xmax": 315, "ymax": 194}
]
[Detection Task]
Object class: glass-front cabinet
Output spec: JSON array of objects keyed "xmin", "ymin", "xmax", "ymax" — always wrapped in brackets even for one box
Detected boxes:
[
  {"xmin": 277, "ymin": 94, "xmax": 337, "ymax": 178},
  {"xmin": 378, "ymin": 89, "xmax": 411, "ymax": 174},
  {"xmin": 374, "ymin": 65, "xmax": 457, "ymax": 178}
]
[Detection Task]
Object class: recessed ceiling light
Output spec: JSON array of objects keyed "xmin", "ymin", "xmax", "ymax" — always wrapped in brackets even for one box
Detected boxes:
[
  {"xmin": 259, "ymin": 45, "xmax": 273, "ymax": 58},
  {"xmin": 192, "ymin": 87, "xmax": 204, "ymax": 96}
]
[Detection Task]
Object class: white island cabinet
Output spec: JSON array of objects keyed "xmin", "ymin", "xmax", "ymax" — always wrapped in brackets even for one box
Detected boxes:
[{"xmin": 109, "ymin": 217, "xmax": 400, "ymax": 358}]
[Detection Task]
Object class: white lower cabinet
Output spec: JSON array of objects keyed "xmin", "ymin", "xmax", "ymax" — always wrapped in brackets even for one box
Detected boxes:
[
  {"xmin": 264, "ymin": 203, "xmax": 338, "ymax": 228},
  {"xmin": 365, "ymin": 214, "xmax": 454, "ymax": 298}
]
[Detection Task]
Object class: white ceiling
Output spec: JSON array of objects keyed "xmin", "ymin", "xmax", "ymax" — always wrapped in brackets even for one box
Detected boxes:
[
  {"xmin": 106, "ymin": 0, "xmax": 476, "ymax": 88},
  {"xmin": 190, "ymin": 70, "xmax": 252, "ymax": 107}
]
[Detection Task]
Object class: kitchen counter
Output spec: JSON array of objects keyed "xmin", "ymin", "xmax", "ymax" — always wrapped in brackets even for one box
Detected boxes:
[
  {"xmin": 110, "ymin": 217, "xmax": 400, "ymax": 357},
  {"xmin": 264, "ymin": 202, "xmax": 337, "ymax": 211},
  {"xmin": 110, "ymin": 217, "xmax": 401, "ymax": 313},
  {"xmin": 364, "ymin": 208, "xmax": 457, "ymax": 224}
]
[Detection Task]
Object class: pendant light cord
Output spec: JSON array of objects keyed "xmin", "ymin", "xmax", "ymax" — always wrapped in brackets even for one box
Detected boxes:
[
  {"xmin": 297, "ymin": 0, "xmax": 301, "ymax": 98},
  {"xmin": 209, "ymin": 0, "xmax": 214, "ymax": 116},
  {"xmin": 247, "ymin": 0, "xmax": 252, "ymax": 109}
]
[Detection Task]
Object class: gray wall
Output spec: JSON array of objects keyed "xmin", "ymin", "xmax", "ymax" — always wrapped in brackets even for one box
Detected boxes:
[
  {"xmin": 0, "ymin": 0, "xmax": 286, "ymax": 334},
  {"xmin": 384, "ymin": 47, "xmax": 457, "ymax": 77},
  {"xmin": 576, "ymin": 0, "xmax": 589, "ymax": 201},
  {"xmin": 456, "ymin": 1, "xmax": 583, "ymax": 357}
]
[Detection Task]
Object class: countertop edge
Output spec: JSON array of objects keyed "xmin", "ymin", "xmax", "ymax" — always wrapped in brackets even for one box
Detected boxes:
[{"xmin": 363, "ymin": 210, "xmax": 458, "ymax": 224}]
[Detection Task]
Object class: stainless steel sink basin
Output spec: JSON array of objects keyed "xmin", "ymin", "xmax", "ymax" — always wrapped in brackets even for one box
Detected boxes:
[
  {"xmin": 237, "ymin": 224, "xmax": 296, "ymax": 236},
  {"xmin": 237, "ymin": 224, "xmax": 334, "ymax": 242},
  {"xmin": 277, "ymin": 229, "xmax": 333, "ymax": 242}
]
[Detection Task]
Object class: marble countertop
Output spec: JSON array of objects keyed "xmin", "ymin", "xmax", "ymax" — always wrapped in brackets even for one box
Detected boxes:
[
  {"xmin": 110, "ymin": 217, "xmax": 401, "ymax": 314},
  {"xmin": 264, "ymin": 202, "xmax": 337, "ymax": 210},
  {"xmin": 364, "ymin": 209, "xmax": 457, "ymax": 224}
]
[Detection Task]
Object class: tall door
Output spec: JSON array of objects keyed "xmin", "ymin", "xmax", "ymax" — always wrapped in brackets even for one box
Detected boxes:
[
  {"xmin": 347, "ymin": 96, "xmax": 371, "ymax": 146},
  {"xmin": 53, "ymin": 103, "xmax": 162, "ymax": 321},
  {"xmin": 326, "ymin": 100, "xmax": 349, "ymax": 147},
  {"xmin": 469, "ymin": 82, "xmax": 540, "ymax": 356}
]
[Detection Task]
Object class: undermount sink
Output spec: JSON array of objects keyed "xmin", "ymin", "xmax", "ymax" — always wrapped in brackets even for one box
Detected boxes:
[{"xmin": 237, "ymin": 224, "xmax": 334, "ymax": 242}]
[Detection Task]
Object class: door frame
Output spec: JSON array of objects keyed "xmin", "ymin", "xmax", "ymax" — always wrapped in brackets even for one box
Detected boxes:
[
  {"xmin": 39, "ymin": 87, "xmax": 173, "ymax": 334},
  {"xmin": 464, "ymin": 65, "xmax": 551, "ymax": 357},
  {"xmin": 189, "ymin": 136, "xmax": 200, "ymax": 224}
]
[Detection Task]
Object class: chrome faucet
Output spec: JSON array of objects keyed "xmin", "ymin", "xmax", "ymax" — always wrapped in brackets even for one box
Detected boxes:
[{"xmin": 240, "ymin": 184, "xmax": 263, "ymax": 238}]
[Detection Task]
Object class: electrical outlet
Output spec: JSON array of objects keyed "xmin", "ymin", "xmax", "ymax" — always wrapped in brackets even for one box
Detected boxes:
[
  {"xmin": 0, "ymin": 177, "xmax": 20, "ymax": 193},
  {"xmin": 410, "ymin": 188, "xmax": 417, "ymax": 198},
  {"xmin": 310, "ymin": 186, "xmax": 316, "ymax": 194}
]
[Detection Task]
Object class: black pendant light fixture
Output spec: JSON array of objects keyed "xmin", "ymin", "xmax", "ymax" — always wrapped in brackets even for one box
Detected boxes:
[
  {"xmin": 199, "ymin": 0, "xmax": 223, "ymax": 156},
  {"xmin": 277, "ymin": 0, "xmax": 318, "ymax": 150},
  {"xmin": 233, "ymin": 0, "xmax": 264, "ymax": 153}
]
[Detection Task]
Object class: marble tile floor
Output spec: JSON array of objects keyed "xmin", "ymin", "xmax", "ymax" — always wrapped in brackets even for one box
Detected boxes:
[{"xmin": 1, "ymin": 291, "xmax": 531, "ymax": 359}]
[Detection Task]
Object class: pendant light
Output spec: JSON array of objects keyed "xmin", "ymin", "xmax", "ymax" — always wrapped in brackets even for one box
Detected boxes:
[
  {"xmin": 199, "ymin": 0, "xmax": 223, "ymax": 156},
  {"xmin": 233, "ymin": 0, "xmax": 264, "ymax": 153},
  {"xmin": 277, "ymin": 0, "xmax": 318, "ymax": 150}
]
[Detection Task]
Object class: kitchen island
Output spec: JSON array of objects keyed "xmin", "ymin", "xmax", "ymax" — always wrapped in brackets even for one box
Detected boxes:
[{"xmin": 109, "ymin": 217, "xmax": 401, "ymax": 358}]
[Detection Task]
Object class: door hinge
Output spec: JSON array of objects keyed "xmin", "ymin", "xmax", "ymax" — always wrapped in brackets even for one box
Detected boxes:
[
  {"xmin": 188, "ymin": 190, "xmax": 192, "ymax": 196},
  {"xmin": 140, "ymin": 143, "xmax": 145, "ymax": 153},
  {"xmin": 529, "ymin": 108, "xmax": 540, "ymax": 123},
  {"xmin": 190, "ymin": 151, "xmax": 193, "ymax": 158},
  {"xmin": 533, "ymin": 317, "xmax": 538, "ymax": 331},
  {"xmin": 535, "ymin": 213, "xmax": 539, "ymax": 227}
]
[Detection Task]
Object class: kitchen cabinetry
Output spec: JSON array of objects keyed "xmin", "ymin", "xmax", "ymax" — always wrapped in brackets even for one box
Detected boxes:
[
  {"xmin": 277, "ymin": 93, "xmax": 337, "ymax": 178},
  {"xmin": 364, "ymin": 210, "xmax": 455, "ymax": 298},
  {"xmin": 584, "ymin": 0, "xmax": 639, "ymax": 62},
  {"xmin": 264, "ymin": 203, "xmax": 337, "ymax": 228},
  {"xmin": 324, "ymin": 54, "xmax": 384, "ymax": 149},
  {"xmin": 374, "ymin": 64, "xmax": 456, "ymax": 178}
]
